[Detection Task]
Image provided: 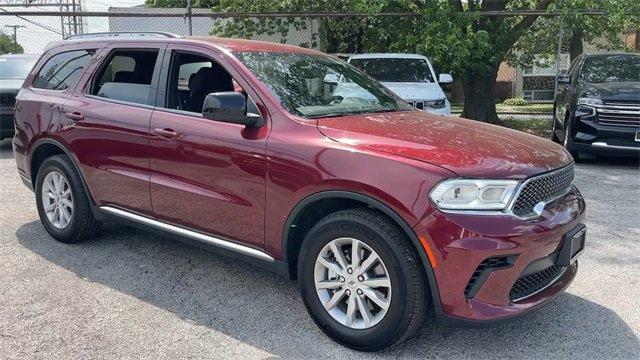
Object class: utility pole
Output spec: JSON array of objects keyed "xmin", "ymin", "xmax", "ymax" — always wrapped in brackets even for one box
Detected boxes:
[
  {"xmin": 186, "ymin": 0, "xmax": 193, "ymax": 36},
  {"xmin": 554, "ymin": 0, "xmax": 565, "ymax": 97},
  {"xmin": 4, "ymin": 25, "xmax": 26, "ymax": 53}
]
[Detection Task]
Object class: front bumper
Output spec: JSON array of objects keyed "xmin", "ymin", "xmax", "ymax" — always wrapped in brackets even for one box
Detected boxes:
[
  {"xmin": 572, "ymin": 108, "xmax": 640, "ymax": 157},
  {"xmin": 0, "ymin": 111, "xmax": 15, "ymax": 139},
  {"xmin": 414, "ymin": 186, "xmax": 586, "ymax": 326}
]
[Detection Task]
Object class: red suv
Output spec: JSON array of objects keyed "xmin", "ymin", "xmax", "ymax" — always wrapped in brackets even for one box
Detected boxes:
[{"xmin": 13, "ymin": 33, "xmax": 586, "ymax": 351}]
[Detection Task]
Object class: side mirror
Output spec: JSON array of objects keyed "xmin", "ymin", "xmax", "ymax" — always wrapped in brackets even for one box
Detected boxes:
[
  {"xmin": 202, "ymin": 92, "xmax": 262, "ymax": 127},
  {"xmin": 438, "ymin": 73, "xmax": 453, "ymax": 84},
  {"xmin": 557, "ymin": 74, "xmax": 571, "ymax": 85},
  {"xmin": 323, "ymin": 73, "xmax": 340, "ymax": 85}
]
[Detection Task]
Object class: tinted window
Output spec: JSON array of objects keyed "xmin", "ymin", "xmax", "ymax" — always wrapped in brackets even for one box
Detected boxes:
[
  {"xmin": 581, "ymin": 55, "xmax": 640, "ymax": 83},
  {"xmin": 236, "ymin": 52, "xmax": 410, "ymax": 118},
  {"xmin": 90, "ymin": 49, "xmax": 159, "ymax": 105},
  {"xmin": 349, "ymin": 58, "xmax": 434, "ymax": 83},
  {"xmin": 33, "ymin": 50, "xmax": 94, "ymax": 90},
  {"xmin": 0, "ymin": 57, "xmax": 38, "ymax": 79},
  {"xmin": 165, "ymin": 52, "xmax": 238, "ymax": 113}
]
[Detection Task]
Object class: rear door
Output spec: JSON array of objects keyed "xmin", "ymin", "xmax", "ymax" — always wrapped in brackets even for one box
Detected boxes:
[
  {"xmin": 147, "ymin": 44, "xmax": 269, "ymax": 249},
  {"xmin": 60, "ymin": 42, "xmax": 166, "ymax": 216}
]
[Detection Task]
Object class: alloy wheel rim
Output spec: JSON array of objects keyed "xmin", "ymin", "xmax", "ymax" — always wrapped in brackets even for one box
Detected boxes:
[
  {"xmin": 41, "ymin": 171, "xmax": 73, "ymax": 229},
  {"xmin": 314, "ymin": 237, "xmax": 392, "ymax": 329}
]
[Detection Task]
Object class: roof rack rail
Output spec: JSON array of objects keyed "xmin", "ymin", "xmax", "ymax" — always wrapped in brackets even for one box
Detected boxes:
[{"xmin": 65, "ymin": 32, "xmax": 180, "ymax": 40}]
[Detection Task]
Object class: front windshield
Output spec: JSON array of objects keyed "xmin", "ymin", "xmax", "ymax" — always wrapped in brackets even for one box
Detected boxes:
[
  {"xmin": 235, "ymin": 52, "xmax": 411, "ymax": 118},
  {"xmin": 581, "ymin": 55, "xmax": 640, "ymax": 83},
  {"xmin": 349, "ymin": 58, "xmax": 434, "ymax": 83},
  {"xmin": 0, "ymin": 57, "xmax": 37, "ymax": 79}
]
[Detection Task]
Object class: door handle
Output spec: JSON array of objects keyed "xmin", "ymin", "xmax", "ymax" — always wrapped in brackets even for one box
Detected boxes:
[
  {"xmin": 153, "ymin": 128, "xmax": 180, "ymax": 139},
  {"xmin": 64, "ymin": 112, "xmax": 84, "ymax": 121}
]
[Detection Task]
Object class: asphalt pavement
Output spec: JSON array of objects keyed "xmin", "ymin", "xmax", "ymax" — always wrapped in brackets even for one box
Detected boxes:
[{"xmin": 1, "ymin": 138, "xmax": 639, "ymax": 359}]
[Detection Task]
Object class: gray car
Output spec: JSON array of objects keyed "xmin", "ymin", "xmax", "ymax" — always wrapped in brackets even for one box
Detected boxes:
[{"xmin": 0, "ymin": 54, "xmax": 39, "ymax": 140}]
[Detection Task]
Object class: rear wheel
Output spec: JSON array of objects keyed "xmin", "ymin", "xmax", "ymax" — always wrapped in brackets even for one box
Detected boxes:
[
  {"xmin": 35, "ymin": 154, "xmax": 101, "ymax": 243},
  {"xmin": 297, "ymin": 208, "xmax": 429, "ymax": 351}
]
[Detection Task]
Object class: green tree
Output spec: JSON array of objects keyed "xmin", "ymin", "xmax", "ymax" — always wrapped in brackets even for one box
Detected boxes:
[
  {"xmin": 0, "ymin": 32, "xmax": 23, "ymax": 54},
  {"xmin": 511, "ymin": 0, "xmax": 640, "ymax": 68},
  {"xmin": 210, "ymin": 0, "xmax": 558, "ymax": 123}
]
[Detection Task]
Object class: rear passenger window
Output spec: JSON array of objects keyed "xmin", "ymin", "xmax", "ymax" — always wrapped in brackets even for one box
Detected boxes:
[
  {"xmin": 89, "ymin": 49, "xmax": 159, "ymax": 105},
  {"xmin": 33, "ymin": 50, "xmax": 94, "ymax": 90}
]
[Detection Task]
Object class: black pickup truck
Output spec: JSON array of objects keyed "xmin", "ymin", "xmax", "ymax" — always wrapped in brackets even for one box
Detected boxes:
[{"xmin": 553, "ymin": 52, "xmax": 640, "ymax": 159}]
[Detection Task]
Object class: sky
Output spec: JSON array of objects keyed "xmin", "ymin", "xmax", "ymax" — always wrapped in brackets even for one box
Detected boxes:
[{"xmin": 1, "ymin": 0, "xmax": 146, "ymax": 54}]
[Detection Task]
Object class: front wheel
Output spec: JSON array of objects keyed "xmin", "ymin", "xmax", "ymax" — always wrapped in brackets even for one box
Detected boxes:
[
  {"xmin": 562, "ymin": 118, "xmax": 580, "ymax": 160},
  {"xmin": 297, "ymin": 208, "xmax": 429, "ymax": 351}
]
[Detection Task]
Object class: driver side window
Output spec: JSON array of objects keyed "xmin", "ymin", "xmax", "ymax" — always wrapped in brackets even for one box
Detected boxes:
[{"xmin": 165, "ymin": 51, "xmax": 258, "ymax": 115}]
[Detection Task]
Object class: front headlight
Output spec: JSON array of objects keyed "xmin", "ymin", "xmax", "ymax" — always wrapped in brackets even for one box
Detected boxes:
[
  {"xmin": 577, "ymin": 97, "xmax": 603, "ymax": 106},
  {"xmin": 425, "ymin": 99, "xmax": 446, "ymax": 109},
  {"xmin": 429, "ymin": 179, "xmax": 519, "ymax": 211}
]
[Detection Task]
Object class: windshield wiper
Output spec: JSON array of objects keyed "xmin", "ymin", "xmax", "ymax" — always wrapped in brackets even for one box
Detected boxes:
[{"xmin": 305, "ymin": 108, "xmax": 398, "ymax": 119}]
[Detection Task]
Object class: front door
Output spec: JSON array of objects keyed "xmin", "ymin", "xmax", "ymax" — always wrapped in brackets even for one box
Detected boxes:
[
  {"xmin": 148, "ymin": 45, "xmax": 269, "ymax": 249},
  {"xmin": 61, "ymin": 42, "xmax": 165, "ymax": 216}
]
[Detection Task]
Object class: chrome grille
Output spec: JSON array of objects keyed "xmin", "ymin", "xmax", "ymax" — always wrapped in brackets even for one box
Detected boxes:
[
  {"xmin": 594, "ymin": 100, "xmax": 640, "ymax": 127},
  {"xmin": 511, "ymin": 164, "xmax": 574, "ymax": 218},
  {"xmin": 408, "ymin": 100, "xmax": 425, "ymax": 110}
]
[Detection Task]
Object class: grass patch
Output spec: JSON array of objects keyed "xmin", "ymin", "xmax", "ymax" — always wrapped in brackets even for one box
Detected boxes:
[
  {"xmin": 499, "ymin": 117, "xmax": 553, "ymax": 138},
  {"xmin": 451, "ymin": 103, "xmax": 553, "ymax": 114}
]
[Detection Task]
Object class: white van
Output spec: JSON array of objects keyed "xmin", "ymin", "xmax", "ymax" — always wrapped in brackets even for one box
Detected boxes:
[{"xmin": 347, "ymin": 53, "xmax": 453, "ymax": 116}]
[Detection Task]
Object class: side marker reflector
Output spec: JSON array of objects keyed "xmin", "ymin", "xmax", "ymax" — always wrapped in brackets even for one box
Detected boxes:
[{"xmin": 419, "ymin": 235, "xmax": 437, "ymax": 268}]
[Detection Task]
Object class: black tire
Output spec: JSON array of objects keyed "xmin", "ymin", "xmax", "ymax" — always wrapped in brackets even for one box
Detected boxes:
[
  {"xmin": 551, "ymin": 106, "xmax": 561, "ymax": 143},
  {"xmin": 562, "ymin": 117, "xmax": 580, "ymax": 160},
  {"xmin": 35, "ymin": 154, "xmax": 101, "ymax": 243},
  {"xmin": 297, "ymin": 208, "xmax": 429, "ymax": 351}
]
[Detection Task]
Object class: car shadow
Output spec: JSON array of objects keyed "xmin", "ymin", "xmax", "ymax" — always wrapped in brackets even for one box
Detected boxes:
[
  {"xmin": 576, "ymin": 155, "xmax": 639, "ymax": 168},
  {"xmin": 16, "ymin": 221, "xmax": 639, "ymax": 358}
]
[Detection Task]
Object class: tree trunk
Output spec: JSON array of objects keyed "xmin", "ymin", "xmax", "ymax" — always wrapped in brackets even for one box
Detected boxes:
[
  {"xmin": 461, "ymin": 65, "xmax": 500, "ymax": 124},
  {"xmin": 568, "ymin": 27, "xmax": 583, "ymax": 63}
]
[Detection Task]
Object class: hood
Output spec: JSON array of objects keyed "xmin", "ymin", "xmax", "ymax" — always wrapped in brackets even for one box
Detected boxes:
[
  {"xmin": 0, "ymin": 79, "xmax": 24, "ymax": 91},
  {"xmin": 580, "ymin": 81, "xmax": 640, "ymax": 102},
  {"xmin": 316, "ymin": 111, "xmax": 572, "ymax": 179},
  {"xmin": 381, "ymin": 82, "xmax": 445, "ymax": 101}
]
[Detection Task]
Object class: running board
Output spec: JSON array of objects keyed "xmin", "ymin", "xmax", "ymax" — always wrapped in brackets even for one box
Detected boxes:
[{"xmin": 100, "ymin": 206, "xmax": 275, "ymax": 262}]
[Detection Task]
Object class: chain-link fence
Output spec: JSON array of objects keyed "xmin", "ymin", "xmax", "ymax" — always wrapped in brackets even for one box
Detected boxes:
[{"xmin": 0, "ymin": 6, "xmax": 638, "ymax": 119}]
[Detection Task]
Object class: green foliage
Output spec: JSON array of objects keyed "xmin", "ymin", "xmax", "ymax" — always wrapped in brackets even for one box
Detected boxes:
[
  {"xmin": 510, "ymin": 0, "xmax": 640, "ymax": 66},
  {"xmin": 157, "ymin": 0, "xmax": 622, "ymax": 122},
  {"xmin": 0, "ymin": 32, "xmax": 23, "ymax": 54},
  {"xmin": 502, "ymin": 97, "xmax": 529, "ymax": 106}
]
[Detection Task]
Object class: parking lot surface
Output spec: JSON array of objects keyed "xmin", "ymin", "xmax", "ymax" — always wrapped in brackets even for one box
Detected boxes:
[{"xmin": 1, "ymin": 138, "xmax": 639, "ymax": 359}]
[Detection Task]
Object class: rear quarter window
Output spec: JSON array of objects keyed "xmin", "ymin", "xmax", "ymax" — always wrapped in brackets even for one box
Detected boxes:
[{"xmin": 32, "ymin": 50, "xmax": 95, "ymax": 90}]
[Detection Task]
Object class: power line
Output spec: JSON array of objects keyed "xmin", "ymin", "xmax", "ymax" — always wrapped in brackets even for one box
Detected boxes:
[{"xmin": 0, "ymin": 8, "xmax": 62, "ymax": 34}]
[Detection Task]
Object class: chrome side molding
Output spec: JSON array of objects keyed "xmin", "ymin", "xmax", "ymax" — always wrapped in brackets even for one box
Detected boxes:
[
  {"xmin": 100, "ymin": 206, "xmax": 275, "ymax": 262},
  {"xmin": 591, "ymin": 142, "xmax": 640, "ymax": 151}
]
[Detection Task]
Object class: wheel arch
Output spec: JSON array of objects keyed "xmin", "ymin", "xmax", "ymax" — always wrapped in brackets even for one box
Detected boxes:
[
  {"xmin": 282, "ymin": 190, "xmax": 442, "ymax": 313},
  {"xmin": 28, "ymin": 138, "xmax": 96, "ymax": 205}
]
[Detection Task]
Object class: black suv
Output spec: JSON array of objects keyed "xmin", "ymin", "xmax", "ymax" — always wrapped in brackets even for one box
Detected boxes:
[
  {"xmin": 553, "ymin": 52, "xmax": 640, "ymax": 158},
  {"xmin": 0, "ymin": 54, "xmax": 39, "ymax": 140}
]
